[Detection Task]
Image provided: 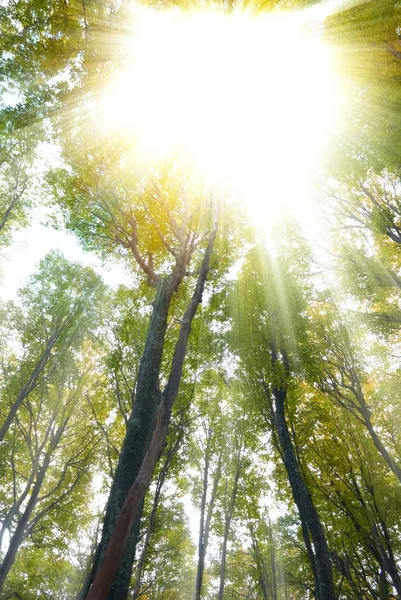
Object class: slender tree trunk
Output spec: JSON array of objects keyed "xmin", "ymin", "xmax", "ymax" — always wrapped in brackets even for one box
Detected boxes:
[
  {"xmin": 379, "ymin": 522, "xmax": 401, "ymax": 595},
  {"xmin": 362, "ymin": 408, "xmax": 401, "ymax": 484},
  {"xmin": 0, "ymin": 429, "xmax": 61, "ymax": 595},
  {"xmin": 0, "ymin": 334, "xmax": 59, "ymax": 442},
  {"xmin": 378, "ymin": 569, "xmax": 391, "ymax": 600},
  {"xmin": 272, "ymin": 385, "xmax": 335, "ymax": 600},
  {"xmin": 217, "ymin": 462, "xmax": 240, "ymax": 600},
  {"xmin": 195, "ymin": 449, "xmax": 222, "ymax": 600},
  {"xmin": 370, "ymin": 520, "xmax": 401, "ymax": 596},
  {"xmin": 259, "ymin": 575, "xmax": 269, "ymax": 600},
  {"xmin": 85, "ymin": 227, "xmax": 217, "ymax": 600},
  {"xmin": 195, "ymin": 448, "xmax": 210, "ymax": 600},
  {"xmin": 329, "ymin": 364, "xmax": 401, "ymax": 484},
  {"xmin": 268, "ymin": 520, "xmax": 277, "ymax": 600},
  {"xmin": 0, "ymin": 420, "xmax": 54, "ymax": 548},
  {"xmin": 130, "ymin": 493, "xmax": 157, "ymax": 600},
  {"xmin": 0, "ymin": 195, "xmax": 19, "ymax": 234}
]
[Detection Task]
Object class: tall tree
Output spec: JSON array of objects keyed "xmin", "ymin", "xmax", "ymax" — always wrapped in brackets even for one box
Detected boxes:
[
  {"xmin": 233, "ymin": 237, "xmax": 336, "ymax": 600},
  {"xmin": 52, "ymin": 156, "xmax": 224, "ymax": 600},
  {"xmin": 0, "ymin": 255, "xmax": 105, "ymax": 596},
  {"xmin": 84, "ymin": 214, "xmax": 218, "ymax": 599}
]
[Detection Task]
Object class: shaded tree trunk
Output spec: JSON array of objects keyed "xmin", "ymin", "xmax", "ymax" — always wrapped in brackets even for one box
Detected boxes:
[
  {"xmin": 217, "ymin": 459, "xmax": 241, "ymax": 600},
  {"xmin": 85, "ymin": 226, "xmax": 217, "ymax": 600},
  {"xmin": 267, "ymin": 343, "xmax": 335, "ymax": 600},
  {"xmin": 273, "ymin": 386, "xmax": 335, "ymax": 600},
  {"xmin": 78, "ymin": 276, "xmax": 177, "ymax": 600},
  {"xmin": 195, "ymin": 447, "xmax": 222, "ymax": 600},
  {"xmin": 131, "ymin": 428, "xmax": 184, "ymax": 599}
]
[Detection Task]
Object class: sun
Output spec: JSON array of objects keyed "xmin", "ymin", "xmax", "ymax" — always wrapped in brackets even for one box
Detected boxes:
[{"xmin": 101, "ymin": 4, "xmax": 343, "ymax": 223}]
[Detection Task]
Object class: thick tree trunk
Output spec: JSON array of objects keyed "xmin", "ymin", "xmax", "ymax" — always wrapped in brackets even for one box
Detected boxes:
[
  {"xmin": 86, "ymin": 401, "xmax": 171, "ymax": 600},
  {"xmin": 79, "ymin": 277, "xmax": 176, "ymax": 600},
  {"xmin": 272, "ymin": 385, "xmax": 335, "ymax": 600},
  {"xmin": 131, "ymin": 430, "xmax": 183, "ymax": 600},
  {"xmin": 85, "ymin": 227, "xmax": 217, "ymax": 600}
]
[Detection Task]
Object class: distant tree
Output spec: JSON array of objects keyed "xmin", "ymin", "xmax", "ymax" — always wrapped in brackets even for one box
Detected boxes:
[
  {"xmin": 233, "ymin": 236, "xmax": 336, "ymax": 600},
  {"xmin": 0, "ymin": 254, "xmax": 105, "ymax": 595},
  {"xmin": 0, "ymin": 251, "xmax": 105, "ymax": 442}
]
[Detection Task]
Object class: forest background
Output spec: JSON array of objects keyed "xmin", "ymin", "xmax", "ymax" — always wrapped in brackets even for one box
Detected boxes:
[{"xmin": 1, "ymin": 0, "xmax": 401, "ymax": 599}]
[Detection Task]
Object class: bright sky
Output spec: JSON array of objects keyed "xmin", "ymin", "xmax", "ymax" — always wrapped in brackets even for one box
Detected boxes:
[
  {"xmin": 0, "ymin": 0, "xmax": 356, "ymax": 299},
  {"xmin": 99, "ymin": 1, "xmax": 349, "ymax": 224},
  {"xmin": 0, "ymin": 210, "xmax": 129, "ymax": 300}
]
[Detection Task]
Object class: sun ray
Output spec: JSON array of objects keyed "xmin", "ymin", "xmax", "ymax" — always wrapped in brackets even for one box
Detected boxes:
[{"xmin": 100, "ymin": 3, "xmax": 346, "ymax": 224}]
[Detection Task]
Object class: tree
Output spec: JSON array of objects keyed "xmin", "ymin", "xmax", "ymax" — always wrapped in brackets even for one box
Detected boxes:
[
  {"xmin": 0, "ymin": 254, "xmax": 105, "ymax": 596},
  {"xmin": 85, "ymin": 217, "xmax": 218, "ymax": 599},
  {"xmin": 0, "ymin": 251, "xmax": 105, "ymax": 442},
  {"xmin": 324, "ymin": 1, "xmax": 401, "ymax": 173},
  {"xmin": 233, "ymin": 236, "xmax": 336, "ymax": 600},
  {"xmin": 0, "ymin": 131, "xmax": 37, "ymax": 245},
  {"xmin": 192, "ymin": 387, "xmax": 225, "ymax": 600}
]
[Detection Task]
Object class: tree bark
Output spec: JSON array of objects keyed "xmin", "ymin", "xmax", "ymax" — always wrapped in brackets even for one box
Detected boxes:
[
  {"xmin": 217, "ymin": 460, "xmax": 241, "ymax": 600},
  {"xmin": 85, "ymin": 226, "xmax": 217, "ymax": 600},
  {"xmin": 272, "ymin": 384, "xmax": 335, "ymax": 600},
  {"xmin": 131, "ymin": 430, "xmax": 184, "ymax": 600},
  {"xmin": 78, "ymin": 276, "xmax": 176, "ymax": 600},
  {"xmin": 195, "ymin": 445, "xmax": 222, "ymax": 600},
  {"xmin": 267, "ymin": 342, "xmax": 335, "ymax": 600}
]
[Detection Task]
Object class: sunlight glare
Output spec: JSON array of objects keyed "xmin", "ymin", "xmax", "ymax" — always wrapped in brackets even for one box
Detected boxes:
[{"xmin": 101, "ymin": 6, "xmax": 342, "ymax": 222}]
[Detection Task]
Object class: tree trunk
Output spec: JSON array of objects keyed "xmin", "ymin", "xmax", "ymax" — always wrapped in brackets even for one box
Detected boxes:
[
  {"xmin": 85, "ymin": 400, "xmax": 171, "ymax": 600},
  {"xmin": 195, "ymin": 447, "xmax": 210, "ymax": 600},
  {"xmin": 195, "ymin": 449, "xmax": 222, "ymax": 600},
  {"xmin": 85, "ymin": 226, "xmax": 217, "ymax": 600},
  {"xmin": 272, "ymin": 385, "xmax": 335, "ymax": 600},
  {"xmin": 131, "ymin": 429, "xmax": 183, "ymax": 600},
  {"xmin": 268, "ymin": 520, "xmax": 277, "ymax": 600},
  {"xmin": 78, "ymin": 277, "xmax": 177, "ymax": 600},
  {"xmin": 217, "ymin": 461, "xmax": 240, "ymax": 600},
  {"xmin": 0, "ymin": 332, "xmax": 60, "ymax": 442},
  {"xmin": 361, "ymin": 407, "xmax": 401, "ymax": 484},
  {"xmin": 0, "ymin": 433, "xmax": 60, "ymax": 594}
]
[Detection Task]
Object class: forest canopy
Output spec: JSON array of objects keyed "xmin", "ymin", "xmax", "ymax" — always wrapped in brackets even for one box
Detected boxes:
[{"xmin": 1, "ymin": 0, "xmax": 401, "ymax": 599}]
